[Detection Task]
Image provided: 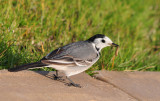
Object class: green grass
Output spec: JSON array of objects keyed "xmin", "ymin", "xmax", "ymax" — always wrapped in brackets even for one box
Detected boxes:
[{"xmin": 0, "ymin": 0, "xmax": 160, "ymax": 72}]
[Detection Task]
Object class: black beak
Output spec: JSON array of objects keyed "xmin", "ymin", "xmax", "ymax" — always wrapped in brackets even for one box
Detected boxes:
[{"xmin": 112, "ymin": 43, "xmax": 119, "ymax": 47}]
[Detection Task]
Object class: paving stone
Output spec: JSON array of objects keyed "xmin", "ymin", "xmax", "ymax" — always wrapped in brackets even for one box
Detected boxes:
[
  {"xmin": 0, "ymin": 70, "xmax": 136, "ymax": 101},
  {"xmin": 93, "ymin": 70, "xmax": 160, "ymax": 101}
]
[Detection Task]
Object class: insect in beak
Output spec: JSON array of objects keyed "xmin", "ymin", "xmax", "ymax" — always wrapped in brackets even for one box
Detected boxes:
[{"xmin": 111, "ymin": 43, "xmax": 119, "ymax": 47}]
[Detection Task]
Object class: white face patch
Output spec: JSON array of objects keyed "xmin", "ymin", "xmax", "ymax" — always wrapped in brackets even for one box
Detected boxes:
[{"xmin": 93, "ymin": 36, "xmax": 113, "ymax": 51}]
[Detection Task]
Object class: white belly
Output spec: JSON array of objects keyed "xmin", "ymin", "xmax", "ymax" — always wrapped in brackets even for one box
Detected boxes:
[
  {"xmin": 64, "ymin": 66, "xmax": 90, "ymax": 77},
  {"xmin": 46, "ymin": 53, "xmax": 100, "ymax": 77},
  {"xmin": 63, "ymin": 56, "xmax": 99, "ymax": 77}
]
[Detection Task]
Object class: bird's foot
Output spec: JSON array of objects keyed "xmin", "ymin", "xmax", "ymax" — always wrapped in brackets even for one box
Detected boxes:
[
  {"xmin": 53, "ymin": 74, "xmax": 64, "ymax": 81},
  {"xmin": 66, "ymin": 83, "xmax": 81, "ymax": 88}
]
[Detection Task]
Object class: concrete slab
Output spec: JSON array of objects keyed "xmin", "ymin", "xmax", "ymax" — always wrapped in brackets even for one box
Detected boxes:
[
  {"xmin": 0, "ymin": 70, "xmax": 136, "ymax": 101},
  {"xmin": 93, "ymin": 70, "xmax": 160, "ymax": 101}
]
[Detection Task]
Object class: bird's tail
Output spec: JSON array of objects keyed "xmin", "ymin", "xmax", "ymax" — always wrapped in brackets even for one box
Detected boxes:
[{"xmin": 8, "ymin": 62, "xmax": 47, "ymax": 72}]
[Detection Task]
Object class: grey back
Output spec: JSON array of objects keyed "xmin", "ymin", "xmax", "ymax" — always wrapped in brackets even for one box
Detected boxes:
[{"xmin": 44, "ymin": 41, "xmax": 98, "ymax": 61}]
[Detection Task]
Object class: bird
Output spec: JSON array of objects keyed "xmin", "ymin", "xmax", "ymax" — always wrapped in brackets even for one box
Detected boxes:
[{"xmin": 8, "ymin": 34, "xmax": 119, "ymax": 88}]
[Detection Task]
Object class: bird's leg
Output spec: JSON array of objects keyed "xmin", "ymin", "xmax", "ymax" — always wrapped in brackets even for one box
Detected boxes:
[
  {"xmin": 53, "ymin": 70, "xmax": 63, "ymax": 80},
  {"xmin": 66, "ymin": 76, "xmax": 81, "ymax": 88}
]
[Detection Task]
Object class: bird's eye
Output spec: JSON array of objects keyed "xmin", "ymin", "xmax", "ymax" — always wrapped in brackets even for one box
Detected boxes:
[{"xmin": 101, "ymin": 39, "xmax": 105, "ymax": 43}]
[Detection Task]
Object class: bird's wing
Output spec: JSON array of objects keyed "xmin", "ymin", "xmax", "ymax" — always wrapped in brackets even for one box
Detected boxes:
[
  {"xmin": 42, "ymin": 47, "xmax": 64, "ymax": 59},
  {"xmin": 41, "ymin": 41, "xmax": 98, "ymax": 67},
  {"xmin": 41, "ymin": 55, "xmax": 92, "ymax": 67},
  {"xmin": 44, "ymin": 41, "xmax": 98, "ymax": 60}
]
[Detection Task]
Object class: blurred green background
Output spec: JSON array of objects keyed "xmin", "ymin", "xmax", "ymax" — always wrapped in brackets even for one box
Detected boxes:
[{"xmin": 0, "ymin": 0, "xmax": 160, "ymax": 72}]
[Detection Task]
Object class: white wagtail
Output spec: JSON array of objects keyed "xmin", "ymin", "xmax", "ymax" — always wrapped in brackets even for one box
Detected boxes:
[{"xmin": 8, "ymin": 34, "xmax": 119, "ymax": 87}]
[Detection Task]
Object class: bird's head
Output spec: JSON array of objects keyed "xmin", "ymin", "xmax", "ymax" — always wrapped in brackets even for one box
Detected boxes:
[{"xmin": 87, "ymin": 34, "xmax": 119, "ymax": 51}]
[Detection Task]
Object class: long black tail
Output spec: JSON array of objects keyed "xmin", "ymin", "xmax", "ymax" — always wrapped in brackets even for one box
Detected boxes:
[{"xmin": 8, "ymin": 62, "xmax": 47, "ymax": 72}]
